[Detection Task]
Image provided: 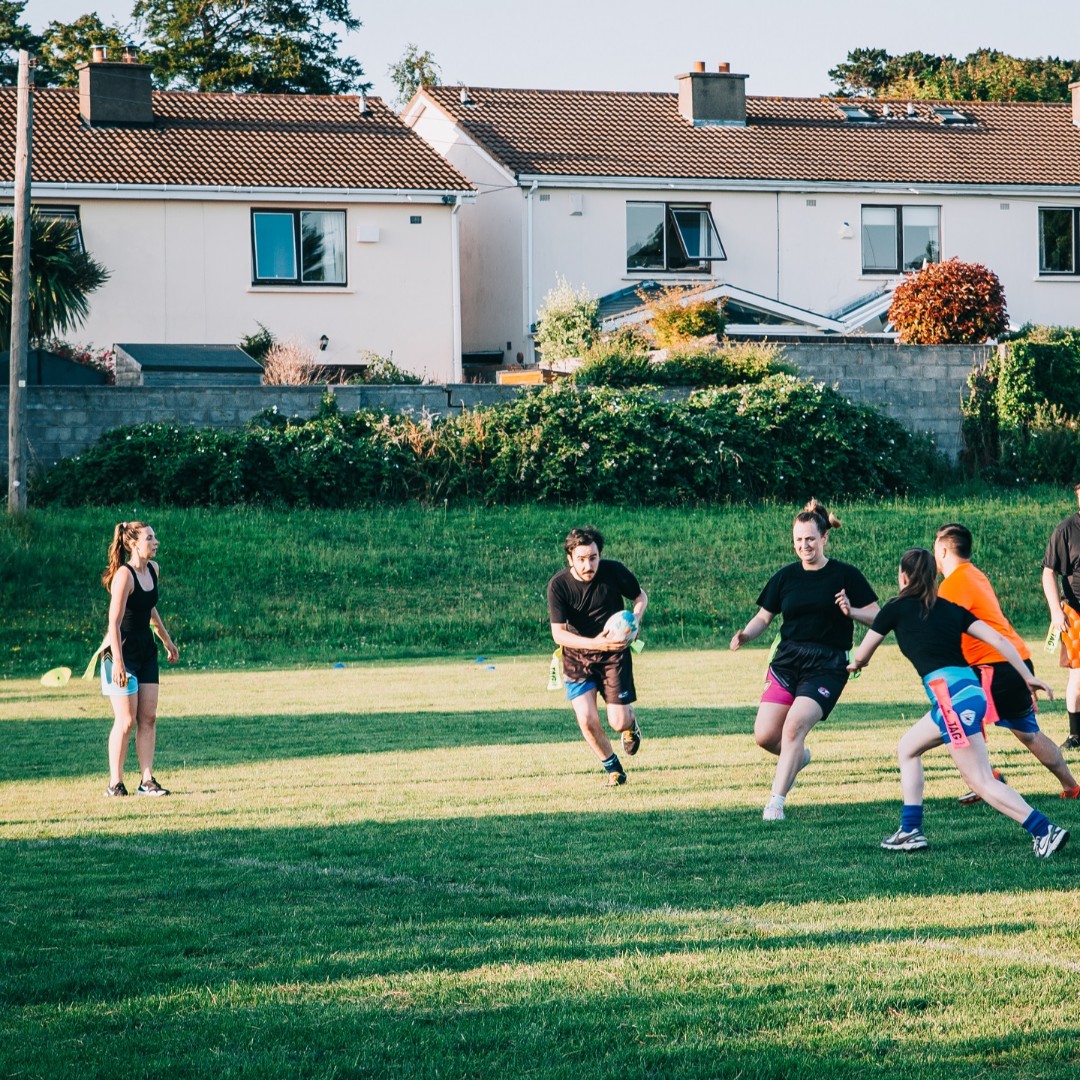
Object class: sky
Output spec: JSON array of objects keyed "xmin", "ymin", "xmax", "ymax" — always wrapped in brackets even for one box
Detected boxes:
[{"xmin": 21, "ymin": 0, "xmax": 1080, "ymax": 104}]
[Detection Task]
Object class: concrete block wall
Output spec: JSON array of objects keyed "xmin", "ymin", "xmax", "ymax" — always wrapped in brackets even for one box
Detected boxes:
[
  {"xmin": 780, "ymin": 341, "xmax": 993, "ymax": 461},
  {"xmin": 1, "ymin": 344, "xmax": 989, "ymax": 476}
]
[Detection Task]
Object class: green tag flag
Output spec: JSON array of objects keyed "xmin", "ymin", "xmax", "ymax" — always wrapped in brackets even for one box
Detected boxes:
[{"xmin": 547, "ymin": 647, "xmax": 563, "ymax": 691}]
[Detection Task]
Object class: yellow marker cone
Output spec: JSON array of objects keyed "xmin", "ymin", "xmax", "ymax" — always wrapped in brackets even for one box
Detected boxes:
[{"xmin": 40, "ymin": 666, "xmax": 72, "ymax": 687}]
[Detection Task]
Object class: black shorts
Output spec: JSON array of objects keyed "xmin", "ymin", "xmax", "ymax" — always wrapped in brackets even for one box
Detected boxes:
[
  {"xmin": 105, "ymin": 639, "xmax": 160, "ymax": 686},
  {"xmin": 763, "ymin": 640, "xmax": 849, "ymax": 720},
  {"xmin": 563, "ymin": 648, "xmax": 636, "ymax": 706},
  {"xmin": 983, "ymin": 659, "xmax": 1038, "ymax": 727}
]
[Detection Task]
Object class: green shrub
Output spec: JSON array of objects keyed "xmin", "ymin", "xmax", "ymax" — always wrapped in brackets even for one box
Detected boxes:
[
  {"xmin": 533, "ymin": 276, "xmax": 600, "ymax": 360},
  {"xmin": 960, "ymin": 325, "xmax": 1080, "ymax": 477},
  {"xmin": 572, "ymin": 342, "xmax": 793, "ymax": 389},
  {"xmin": 33, "ymin": 378, "xmax": 949, "ymax": 508},
  {"xmin": 353, "ymin": 350, "xmax": 425, "ymax": 385}
]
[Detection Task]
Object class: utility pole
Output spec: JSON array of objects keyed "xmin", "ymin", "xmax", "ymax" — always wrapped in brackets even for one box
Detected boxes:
[{"xmin": 7, "ymin": 49, "xmax": 33, "ymax": 515}]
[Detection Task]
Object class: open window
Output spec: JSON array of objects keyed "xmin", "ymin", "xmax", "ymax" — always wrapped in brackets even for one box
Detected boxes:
[
  {"xmin": 0, "ymin": 204, "xmax": 84, "ymax": 252},
  {"xmin": 627, "ymin": 202, "xmax": 726, "ymax": 272}
]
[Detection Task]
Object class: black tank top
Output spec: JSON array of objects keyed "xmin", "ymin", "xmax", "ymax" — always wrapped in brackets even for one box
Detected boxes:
[{"xmin": 119, "ymin": 563, "xmax": 158, "ymax": 645}]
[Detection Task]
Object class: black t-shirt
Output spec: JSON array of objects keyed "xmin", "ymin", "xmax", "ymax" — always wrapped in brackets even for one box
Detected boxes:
[
  {"xmin": 547, "ymin": 559, "xmax": 642, "ymax": 639},
  {"xmin": 756, "ymin": 559, "xmax": 877, "ymax": 652},
  {"xmin": 870, "ymin": 595, "xmax": 977, "ymax": 678},
  {"xmin": 1043, "ymin": 511, "xmax": 1080, "ymax": 609}
]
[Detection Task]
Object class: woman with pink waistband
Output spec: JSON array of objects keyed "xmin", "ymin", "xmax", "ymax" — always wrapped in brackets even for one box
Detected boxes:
[{"xmin": 731, "ymin": 498, "xmax": 879, "ymax": 822}]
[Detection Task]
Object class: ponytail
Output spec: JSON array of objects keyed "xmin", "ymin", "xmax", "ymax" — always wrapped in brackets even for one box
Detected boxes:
[
  {"xmin": 794, "ymin": 497, "xmax": 841, "ymax": 536},
  {"xmin": 102, "ymin": 520, "xmax": 146, "ymax": 589},
  {"xmin": 898, "ymin": 547, "xmax": 937, "ymax": 614}
]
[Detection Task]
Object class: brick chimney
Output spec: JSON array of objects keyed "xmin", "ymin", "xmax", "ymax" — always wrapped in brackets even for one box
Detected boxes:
[
  {"xmin": 78, "ymin": 49, "xmax": 153, "ymax": 126},
  {"xmin": 1072, "ymin": 80, "xmax": 1080, "ymax": 128},
  {"xmin": 676, "ymin": 62, "xmax": 747, "ymax": 127}
]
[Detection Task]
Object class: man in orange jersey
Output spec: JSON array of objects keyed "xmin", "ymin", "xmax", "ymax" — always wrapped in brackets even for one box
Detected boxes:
[
  {"xmin": 1042, "ymin": 482, "xmax": 1080, "ymax": 750},
  {"xmin": 935, "ymin": 523, "xmax": 1079, "ymax": 803}
]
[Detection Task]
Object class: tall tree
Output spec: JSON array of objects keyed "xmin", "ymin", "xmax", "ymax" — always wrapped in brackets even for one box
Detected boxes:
[
  {"xmin": 0, "ymin": 214, "xmax": 109, "ymax": 349},
  {"xmin": 0, "ymin": 0, "xmax": 38, "ymax": 86},
  {"xmin": 387, "ymin": 43, "xmax": 440, "ymax": 108},
  {"xmin": 131, "ymin": 0, "xmax": 370, "ymax": 93},
  {"xmin": 829, "ymin": 47, "xmax": 1080, "ymax": 102},
  {"xmin": 35, "ymin": 14, "xmax": 131, "ymax": 88}
]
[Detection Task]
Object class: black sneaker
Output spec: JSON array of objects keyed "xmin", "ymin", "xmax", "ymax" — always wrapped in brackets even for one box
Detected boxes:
[
  {"xmin": 105, "ymin": 781, "xmax": 129, "ymax": 797},
  {"xmin": 1060, "ymin": 735, "xmax": 1080, "ymax": 751},
  {"xmin": 136, "ymin": 777, "xmax": 170, "ymax": 797},
  {"xmin": 1033, "ymin": 824, "xmax": 1069, "ymax": 858},
  {"xmin": 621, "ymin": 719, "xmax": 641, "ymax": 757}
]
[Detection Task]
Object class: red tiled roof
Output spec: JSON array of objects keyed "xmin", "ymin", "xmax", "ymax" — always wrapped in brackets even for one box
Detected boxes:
[
  {"xmin": 421, "ymin": 86, "xmax": 1080, "ymax": 186},
  {"xmin": 0, "ymin": 88, "xmax": 472, "ymax": 191}
]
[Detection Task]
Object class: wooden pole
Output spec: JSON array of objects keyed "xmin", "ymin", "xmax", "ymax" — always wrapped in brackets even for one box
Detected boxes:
[{"xmin": 7, "ymin": 49, "xmax": 33, "ymax": 515}]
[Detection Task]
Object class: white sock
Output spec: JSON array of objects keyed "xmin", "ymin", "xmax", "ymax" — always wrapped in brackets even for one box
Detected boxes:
[{"xmin": 767, "ymin": 793, "xmax": 786, "ymax": 807}]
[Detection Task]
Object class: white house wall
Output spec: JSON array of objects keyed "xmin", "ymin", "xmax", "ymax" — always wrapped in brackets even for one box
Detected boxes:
[
  {"xmin": 67, "ymin": 197, "xmax": 460, "ymax": 382},
  {"xmin": 407, "ymin": 105, "xmax": 526, "ymax": 360},
  {"xmin": 522, "ymin": 186, "xmax": 1080, "ymax": 342}
]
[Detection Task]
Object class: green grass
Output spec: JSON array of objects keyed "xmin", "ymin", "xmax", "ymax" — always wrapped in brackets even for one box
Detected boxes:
[
  {"xmin": 0, "ymin": 491, "xmax": 1072, "ymax": 678},
  {"xmin": 2, "ymin": 647, "xmax": 1079, "ymax": 1078}
]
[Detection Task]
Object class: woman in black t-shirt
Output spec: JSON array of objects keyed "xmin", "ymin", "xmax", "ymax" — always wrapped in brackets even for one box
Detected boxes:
[
  {"xmin": 731, "ymin": 499, "xmax": 879, "ymax": 821},
  {"xmin": 848, "ymin": 548, "xmax": 1067, "ymax": 858}
]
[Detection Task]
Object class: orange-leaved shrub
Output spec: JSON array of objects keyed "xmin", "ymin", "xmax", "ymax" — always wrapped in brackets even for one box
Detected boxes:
[{"xmin": 888, "ymin": 258, "xmax": 1008, "ymax": 344}]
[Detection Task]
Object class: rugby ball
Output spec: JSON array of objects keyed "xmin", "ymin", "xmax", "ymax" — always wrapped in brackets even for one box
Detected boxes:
[{"xmin": 603, "ymin": 610, "xmax": 638, "ymax": 643}]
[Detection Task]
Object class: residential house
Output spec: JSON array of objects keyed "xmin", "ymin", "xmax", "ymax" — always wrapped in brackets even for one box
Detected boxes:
[
  {"xmin": 0, "ymin": 54, "xmax": 475, "ymax": 381},
  {"xmin": 404, "ymin": 66, "xmax": 1080, "ymax": 359}
]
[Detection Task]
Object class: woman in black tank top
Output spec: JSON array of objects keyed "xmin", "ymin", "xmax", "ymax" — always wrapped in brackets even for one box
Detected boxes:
[{"xmin": 102, "ymin": 521, "xmax": 179, "ymax": 798}]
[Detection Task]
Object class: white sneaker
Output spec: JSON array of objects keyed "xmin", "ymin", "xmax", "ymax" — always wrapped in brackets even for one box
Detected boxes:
[{"xmin": 763, "ymin": 798, "xmax": 785, "ymax": 821}]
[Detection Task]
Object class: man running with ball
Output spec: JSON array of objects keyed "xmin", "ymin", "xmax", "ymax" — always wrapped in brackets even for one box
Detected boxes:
[{"xmin": 548, "ymin": 527, "xmax": 648, "ymax": 786}]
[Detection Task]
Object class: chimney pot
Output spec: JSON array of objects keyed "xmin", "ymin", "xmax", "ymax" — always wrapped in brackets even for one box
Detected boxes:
[
  {"xmin": 91, "ymin": 44, "xmax": 106, "ymax": 62},
  {"xmin": 718, "ymin": 62, "xmax": 730, "ymax": 73},
  {"xmin": 692, "ymin": 61, "xmax": 705, "ymax": 73},
  {"xmin": 121, "ymin": 44, "xmax": 138, "ymax": 63},
  {"xmin": 1071, "ymin": 80, "xmax": 1080, "ymax": 128}
]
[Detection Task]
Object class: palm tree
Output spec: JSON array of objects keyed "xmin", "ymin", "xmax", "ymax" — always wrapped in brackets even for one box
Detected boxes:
[{"xmin": 0, "ymin": 211, "xmax": 109, "ymax": 349}]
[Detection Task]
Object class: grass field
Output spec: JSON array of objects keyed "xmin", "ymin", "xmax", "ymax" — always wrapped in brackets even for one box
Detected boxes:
[
  {"xmin": 1, "ymin": 491, "xmax": 1075, "ymax": 678},
  {"xmin": 3, "ymin": 645, "xmax": 1079, "ymax": 1078}
]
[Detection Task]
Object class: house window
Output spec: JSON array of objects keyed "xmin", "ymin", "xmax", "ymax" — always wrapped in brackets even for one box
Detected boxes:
[
  {"xmin": 251, "ymin": 209, "xmax": 347, "ymax": 286},
  {"xmin": 861, "ymin": 205, "xmax": 940, "ymax": 273},
  {"xmin": 0, "ymin": 204, "xmax": 84, "ymax": 251},
  {"xmin": 1039, "ymin": 207, "xmax": 1078, "ymax": 275},
  {"xmin": 626, "ymin": 202, "xmax": 726, "ymax": 272}
]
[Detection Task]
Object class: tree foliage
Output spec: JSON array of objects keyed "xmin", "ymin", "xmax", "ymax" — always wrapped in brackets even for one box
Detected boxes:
[
  {"xmin": 888, "ymin": 258, "xmax": 1008, "ymax": 345},
  {"xmin": 130, "ymin": 0, "xmax": 369, "ymax": 93},
  {"xmin": 0, "ymin": 0, "xmax": 37, "ymax": 85},
  {"xmin": 0, "ymin": 213, "xmax": 109, "ymax": 349},
  {"xmin": 35, "ymin": 15, "xmax": 131, "ymax": 87},
  {"xmin": 829, "ymin": 47, "xmax": 1080, "ymax": 101},
  {"xmin": 388, "ymin": 43, "xmax": 440, "ymax": 108}
]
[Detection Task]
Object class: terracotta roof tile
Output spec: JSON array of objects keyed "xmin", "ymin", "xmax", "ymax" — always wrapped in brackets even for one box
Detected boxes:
[
  {"xmin": 0, "ymin": 88, "xmax": 472, "ymax": 191},
  {"xmin": 422, "ymin": 86, "xmax": 1080, "ymax": 186}
]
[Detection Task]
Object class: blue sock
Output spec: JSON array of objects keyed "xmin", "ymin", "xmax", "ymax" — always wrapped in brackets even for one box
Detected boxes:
[
  {"xmin": 601, "ymin": 753, "xmax": 623, "ymax": 774},
  {"xmin": 900, "ymin": 804, "xmax": 923, "ymax": 832},
  {"xmin": 1022, "ymin": 810, "xmax": 1050, "ymax": 839}
]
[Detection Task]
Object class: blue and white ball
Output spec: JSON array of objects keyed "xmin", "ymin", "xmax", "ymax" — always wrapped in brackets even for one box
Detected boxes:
[{"xmin": 603, "ymin": 610, "xmax": 638, "ymax": 643}]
